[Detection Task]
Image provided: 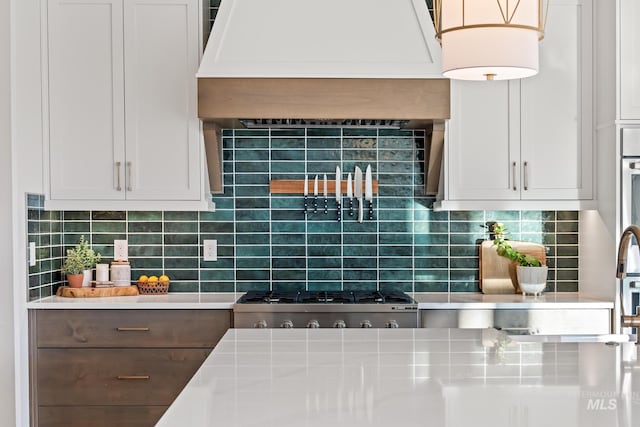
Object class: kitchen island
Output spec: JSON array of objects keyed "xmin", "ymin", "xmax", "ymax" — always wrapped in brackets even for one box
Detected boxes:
[{"xmin": 157, "ymin": 328, "xmax": 639, "ymax": 427}]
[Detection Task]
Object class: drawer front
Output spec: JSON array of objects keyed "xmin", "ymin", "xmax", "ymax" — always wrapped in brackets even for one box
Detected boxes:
[
  {"xmin": 37, "ymin": 348, "xmax": 209, "ymax": 406},
  {"xmin": 37, "ymin": 405, "xmax": 167, "ymax": 427},
  {"xmin": 35, "ymin": 309, "xmax": 231, "ymax": 348}
]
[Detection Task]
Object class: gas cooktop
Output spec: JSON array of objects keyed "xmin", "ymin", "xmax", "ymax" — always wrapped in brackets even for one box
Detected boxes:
[{"xmin": 237, "ymin": 290, "xmax": 415, "ymax": 305}]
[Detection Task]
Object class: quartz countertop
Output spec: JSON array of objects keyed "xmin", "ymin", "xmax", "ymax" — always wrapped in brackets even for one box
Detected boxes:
[
  {"xmin": 156, "ymin": 328, "xmax": 640, "ymax": 427},
  {"xmin": 25, "ymin": 292, "xmax": 240, "ymax": 309},
  {"xmin": 25, "ymin": 292, "xmax": 612, "ymax": 310},
  {"xmin": 412, "ymin": 292, "xmax": 614, "ymax": 309}
]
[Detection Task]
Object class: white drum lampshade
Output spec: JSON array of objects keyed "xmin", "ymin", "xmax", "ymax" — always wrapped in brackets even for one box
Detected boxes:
[{"xmin": 434, "ymin": 0, "xmax": 548, "ymax": 81}]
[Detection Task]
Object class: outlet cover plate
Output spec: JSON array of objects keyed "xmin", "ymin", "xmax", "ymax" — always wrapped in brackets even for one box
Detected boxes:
[
  {"xmin": 203, "ymin": 239, "xmax": 217, "ymax": 261},
  {"xmin": 114, "ymin": 240, "xmax": 128, "ymax": 261}
]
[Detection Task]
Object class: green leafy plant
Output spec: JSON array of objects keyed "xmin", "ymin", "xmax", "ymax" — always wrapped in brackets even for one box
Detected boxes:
[
  {"xmin": 62, "ymin": 236, "xmax": 101, "ymax": 274},
  {"xmin": 62, "ymin": 249, "xmax": 87, "ymax": 275},
  {"xmin": 491, "ymin": 223, "xmax": 543, "ymax": 267}
]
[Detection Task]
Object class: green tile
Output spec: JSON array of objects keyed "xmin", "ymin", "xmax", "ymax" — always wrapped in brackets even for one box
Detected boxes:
[
  {"xmin": 236, "ymin": 258, "xmax": 270, "ymax": 269},
  {"xmin": 557, "ymin": 234, "xmax": 579, "ymax": 244},
  {"xmin": 63, "ymin": 222, "xmax": 90, "ymax": 233},
  {"xmin": 450, "ymin": 211, "xmax": 484, "ymax": 221},
  {"xmin": 557, "ymin": 221, "xmax": 578, "ymax": 232},
  {"xmin": 129, "ymin": 258, "xmax": 163, "ymax": 269},
  {"xmin": 271, "ymin": 162, "xmax": 306, "ymax": 173},
  {"xmin": 272, "ymin": 282, "xmax": 306, "ymax": 291},
  {"xmin": 380, "ymin": 282, "xmax": 413, "ymax": 293},
  {"xmin": 343, "ymin": 129, "xmax": 377, "ymax": 137},
  {"xmin": 308, "ymin": 269, "xmax": 343, "ymax": 280},
  {"xmin": 235, "ymin": 130, "xmax": 269, "ymax": 138},
  {"xmin": 556, "ymin": 281, "xmax": 579, "ymax": 292},
  {"xmin": 200, "ymin": 258, "xmax": 234, "ymax": 269},
  {"xmin": 272, "ymin": 234, "xmax": 305, "ymax": 245},
  {"xmin": 165, "ymin": 257, "xmax": 199, "ymax": 269},
  {"xmin": 271, "ymin": 129, "xmax": 305, "ymax": 137},
  {"xmin": 128, "ymin": 234, "xmax": 163, "ymax": 245},
  {"xmin": 235, "ymin": 161, "xmax": 269, "ymax": 173},
  {"xmin": 234, "ymin": 174, "xmax": 270, "ymax": 186},
  {"xmin": 271, "ymin": 138, "xmax": 305, "ymax": 148},
  {"xmin": 307, "ymin": 246, "xmax": 341, "ymax": 257},
  {"xmin": 450, "ymin": 270, "xmax": 478, "ymax": 281},
  {"xmin": 200, "ymin": 282, "xmax": 235, "ymax": 293},
  {"xmin": 306, "ymin": 257, "xmax": 341, "ymax": 269},
  {"xmin": 92, "ymin": 211, "xmax": 126, "ymax": 221},
  {"xmin": 236, "ymin": 270, "xmax": 270, "ymax": 281},
  {"xmin": 343, "ymin": 258, "xmax": 377, "ymax": 269},
  {"xmin": 450, "ymin": 282, "xmax": 481, "ymax": 292},
  {"xmin": 414, "ymin": 282, "xmax": 448, "ymax": 292},
  {"xmin": 164, "ymin": 222, "xmax": 198, "ymax": 233},
  {"xmin": 380, "ymin": 269, "xmax": 413, "ymax": 280},
  {"xmin": 128, "ymin": 222, "xmax": 162, "ymax": 233},
  {"xmin": 91, "ymin": 233, "xmax": 126, "ymax": 244},
  {"xmin": 273, "ymin": 257, "xmax": 307, "ymax": 269},
  {"xmin": 415, "ymin": 269, "xmax": 449, "ymax": 281},
  {"xmin": 343, "ymin": 269, "xmax": 377, "ymax": 280},
  {"xmin": 236, "ymin": 282, "xmax": 270, "ymax": 292},
  {"xmin": 557, "ymin": 211, "xmax": 578, "ymax": 220},
  {"xmin": 415, "ymin": 258, "xmax": 449, "ymax": 269},
  {"xmin": 200, "ymin": 222, "xmax": 234, "ymax": 233},
  {"xmin": 129, "ymin": 246, "xmax": 163, "ymax": 257},
  {"xmin": 165, "ymin": 245, "xmax": 199, "ymax": 257},
  {"xmin": 307, "ymin": 138, "xmax": 341, "ymax": 149},
  {"xmin": 235, "ymin": 197, "xmax": 270, "ymax": 209},
  {"xmin": 235, "ymin": 150, "xmax": 269, "ymax": 161},
  {"xmin": 93, "ymin": 222, "xmax": 126, "ymax": 233},
  {"xmin": 307, "ymin": 282, "xmax": 342, "ymax": 291},
  {"xmin": 235, "ymin": 209, "xmax": 270, "ymax": 221},
  {"xmin": 167, "ymin": 282, "xmax": 199, "ymax": 292},
  {"xmin": 200, "ymin": 269, "xmax": 235, "ymax": 281},
  {"xmin": 236, "ymin": 245, "xmax": 271, "ymax": 257},
  {"xmin": 164, "ymin": 234, "xmax": 198, "ymax": 245},
  {"xmin": 164, "ymin": 269, "xmax": 198, "ymax": 281},
  {"xmin": 379, "ymin": 257, "xmax": 413, "ymax": 269},
  {"xmin": 272, "ymin": 270, "xmax": 306, "ymax": 280},
  {"xmin": 343, "ymin": 246, "xmax": 377, "ymax": 256},
  {"xmin": 306, "ymin": 150, "xmax": 341, "ymax": 161},
  {"xmin": 307, "ymin": 128, "xmax": 341, "ymax": 137},
  {"xmin": 271, "ymin": 149, "xmax": 305, "ymax": 161},
  {"xmin": 128, "ymin": 211, "xmax": 162, "ymax": 221},
  {"xmin": 379, "ymin": 234, "xmax": 412, "ymax": 245},
  {"xmin": 164, "ymin": 212, "xmax": 198, "ymax": 221},
  {"xmin": 63, "ymin": 211, "xmax": 90, "ymax": 220},
  {"xmin": 236, "ymin": 234, "xmax": 270, "ymax": 245}
]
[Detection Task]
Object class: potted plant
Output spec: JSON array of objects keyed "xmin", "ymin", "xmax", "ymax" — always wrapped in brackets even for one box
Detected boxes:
[
  {"xmin": 64, "ymin": 236, "xmax": 102, "ymax": 287},
  {"xmin": 491, "ymin": 223, "xmax": 548, "ymax": 296},
  {"xmin": 62, "ymin": 249, "xmax": 87, "ymax": 288}
]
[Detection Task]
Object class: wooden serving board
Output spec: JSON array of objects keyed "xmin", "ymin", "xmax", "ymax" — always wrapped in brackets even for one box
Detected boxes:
[
  {"xmin": 56, "ymin": 285, "xmax": 139, "ymax": 298},
  {"xmin": 479, "ymin": 241, "xmax": 546, "ymax": 294}
]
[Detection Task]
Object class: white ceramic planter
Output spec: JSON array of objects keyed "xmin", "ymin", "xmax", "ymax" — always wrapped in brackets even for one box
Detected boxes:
[
  {"xmin": 516, "ymin": 265, "xmax": 548, "ymax": 296},
  {"xmin": 81, "ymin": 269, "xmax": 92, "ymax": 287}
]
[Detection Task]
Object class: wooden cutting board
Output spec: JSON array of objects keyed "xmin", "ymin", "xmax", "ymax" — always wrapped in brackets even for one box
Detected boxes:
[
  {"xmin": 56, "ymin": 285, "xmax": 139, "ymax": 298},
  {"xmin": 479, "ymin": 240, "xmax": 546, "ymax": 294}
]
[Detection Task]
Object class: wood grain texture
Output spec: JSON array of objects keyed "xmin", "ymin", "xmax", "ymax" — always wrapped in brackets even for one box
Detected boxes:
[
  {"xmin": 38, "ymin": 406, "xmax": 167, "ymax": 427},
  {"xmin": 37, "ymin": 348, "xmax": 209, "ymax": 406},
  {"xmin": 270, "ymin": 179, "xmax": 378, "ymax": 195},
  {"xmin": 35, "ymin": 309, "xmax": 231, "ymax": 348},
  {"xmin": 56, "ymin": 285, "xmax": 139, "ymax": 298},
  {"xmin": 479, "ymin": 241, "xmax": 547, "ymax": 294},
  {"xmin": 198, "ymin": 78, "xmax": 450, "ymax": 125},
  {"xmin": 203, "ymin": 122, "xmax": 223, "ymax": 194}
]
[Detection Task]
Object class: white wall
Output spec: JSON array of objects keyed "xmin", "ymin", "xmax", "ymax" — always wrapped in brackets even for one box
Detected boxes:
[
  {"xmin": 578, "ymin": 0, "xmax": 617, "ymax": 305},
  {"xmin": 11, "ymin": 0, "xmax": 46, "ymax": 424},
  {"xmin": 1, "ymin": 0, "xmax": 16, "ymax": 424}
]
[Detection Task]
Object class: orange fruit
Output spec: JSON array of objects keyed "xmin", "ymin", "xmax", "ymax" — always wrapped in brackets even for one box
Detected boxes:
[
  {"xmin": 138, "ymin": 275, "xmax": 149, "ymax": 283},
  {"xmin": 159, "ymin": 275, "xmax": 170, "ymax": 284},
  {"xmin": 147, "ymin": 275, "xmax": 159, "ymax": 284}
]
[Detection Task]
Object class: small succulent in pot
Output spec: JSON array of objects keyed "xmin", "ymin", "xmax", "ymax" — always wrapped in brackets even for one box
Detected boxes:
[
  {"xmin": 62, "ymin": 236, "xmax": 102, "ymax": 288},
  {"xmin": 491, "ymin": 223, "xmax": 543, "ymax": 267},
  {"xmin": 62, "ymin": 250, "xmax": 87, "ymax": 275}
]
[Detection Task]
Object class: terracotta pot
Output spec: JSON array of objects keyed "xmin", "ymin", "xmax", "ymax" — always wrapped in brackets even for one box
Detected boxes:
[{"xmin": 66, "ymin": 273, "xmax": 84, "ymax": 288}]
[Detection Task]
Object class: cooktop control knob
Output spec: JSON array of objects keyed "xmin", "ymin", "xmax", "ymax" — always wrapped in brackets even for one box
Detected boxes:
[
  {"xmin": 255, "ymin": 320, "xmax": 268, "ymax": 329},
  {"xmin": 360, "ymin": 320, "xmax": 373, "ymax": 328},
  {"xmin": 280, "ymin": 320, "xmax": 294, "ymax": 329},
  {"xmin": 333, "ymin": 320, "xmax": 347, "ymax": 328},
  {"xmin": 386, "ymin": 320, "xmax": 399, "ymax": 328},
  {"xmin": 307, "ymin": 320, "xmax": 320, "ymax": 328}
]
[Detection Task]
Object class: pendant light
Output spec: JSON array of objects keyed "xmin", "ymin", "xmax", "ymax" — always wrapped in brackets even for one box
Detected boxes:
[{"xmin": 434, "ymin": 0, "xmax": 549, "ymax": 81}]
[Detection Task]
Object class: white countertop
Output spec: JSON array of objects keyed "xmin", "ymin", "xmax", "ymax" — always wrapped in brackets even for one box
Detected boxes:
[
  {"xmin": 25, "ymin": 292, "xmax": 240, "ymax": 309},
  {"xmin": 413, "ymin": 292, "xmax": 614, "ymax": 309},
  {"xmin": 157, "ymin": 328, "xmax": 640, "ymax": 427},
  {"xmin": 25, "ymin": 292, "xmax": 612, "ymax": 310}
]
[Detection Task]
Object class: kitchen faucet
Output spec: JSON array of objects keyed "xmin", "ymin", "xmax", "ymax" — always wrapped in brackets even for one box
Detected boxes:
[{"xmin": 616, "ymin": 225, "xmax": 640, "ymax": 343}]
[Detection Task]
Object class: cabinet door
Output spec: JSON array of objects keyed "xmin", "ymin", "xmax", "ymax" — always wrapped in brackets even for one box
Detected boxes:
[
  {"xmin": 447, "ymin": 80, "xmax": 520, "ymax": 200},
  {"xmin": 520, "ymin": 0, "xmax": 593, "ymax": 200},
  {"xmin": 123, "ymin": 0, "xmax": 201, "ymax": 200},
  {"xmin": 46, "ymin": 0, "xmax": 126, "ymax": 200},
  {"xmin": 620, "ymin": 0, "xmax": 640, "ymax": 119}
]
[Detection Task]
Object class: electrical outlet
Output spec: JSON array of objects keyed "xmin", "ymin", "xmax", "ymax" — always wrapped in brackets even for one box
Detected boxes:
[
  {"xmin": 114, "ymin": 240, "xmax": 128, "ymax": 261},
  {"xmin": 203, "ymin": 240, "xmax": 217, "ymax": 261},
  {"xmin": 29, "ymin": 241, "xmax": 36, "ymax": 267}
]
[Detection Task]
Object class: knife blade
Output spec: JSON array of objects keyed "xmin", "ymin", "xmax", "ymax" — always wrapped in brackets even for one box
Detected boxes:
[
  {"xmin": 335, "ymin": 166, "xmax": 341, "ymax": 222},
  {"xmin": 346, "ymin": 173, "xmax": 353, "ymax": 216},
  {"xmin": 323, "ymin": 174, "xmax": 328, "ymax": 214},
  {"xmin": 303, "ymin": 175, "xmax": 308, "ymax": 215},
  {"xmin": 313, "ymin": 175, "xmax": 318, "ymax": 213},
  {"xmin": 354, "ymin": 166, "xmax": 363, "ymax": 223},
  {"xmin": 365, "ymin": 165, "xmax": 373, "ymax": 220}
]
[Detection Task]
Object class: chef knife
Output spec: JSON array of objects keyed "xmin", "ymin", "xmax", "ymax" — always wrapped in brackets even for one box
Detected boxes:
[
  {"xmin": 303, "ymin": 175, "xmax": 308, "ymax": 215},
  {"xmin": 335, "ymin": 166, "xmax": 341, "ymax": 222},
  {"xmin": 354, "ymin": 166, "xmax": 363, "ymax": 223},
  {"xmin": 323, "ymin": 174, "xmax": 328, "ymax": 214},
  {"xmin": 346, "ymin": 173, "xmax": 353, "ymax": 216},
  {"xmin": 365, "ymin": 165, "xmax": 373, "ymax": 220},
  {"xmin": 313, "ymin": 175, "xmax": 318, "ymax": 213}
]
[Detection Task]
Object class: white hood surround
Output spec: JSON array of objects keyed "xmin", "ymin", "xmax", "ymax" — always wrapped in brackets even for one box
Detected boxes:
[{"xmin": 198, "ymin": 0, "xmax": 449, "ymax": 194}]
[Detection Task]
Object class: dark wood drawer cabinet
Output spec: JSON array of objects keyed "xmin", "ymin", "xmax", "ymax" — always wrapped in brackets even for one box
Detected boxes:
[{"xmin": 30, "ymin": 309, "xmax": 232, "ymax": 427}]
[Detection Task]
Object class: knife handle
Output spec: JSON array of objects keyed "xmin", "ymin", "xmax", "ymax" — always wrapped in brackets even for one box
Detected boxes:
[
  {"xmin": 304, "ymin": 195, "xmax": 308, "ymax": 215},
  {"xmin": 348, "ymin": 198, "xmax": 354, "ymax": 216},
  {"xmin": 313, "ymin": 196, "xmax": 318, "ymax": 213},
  {"xmin": 358, "ymin": 198, "xmax": 363, "ymax": 223},
  {"xmin": 324, "ymin": 198, "xmax": 328, "ymax": 214},
  {"xmin": 337, "ymin": 201, "xmax": 341, "ymax": 222},
  {"xmin": 368, "ymin": 200, "xmax": 373, "ymax": 220}
]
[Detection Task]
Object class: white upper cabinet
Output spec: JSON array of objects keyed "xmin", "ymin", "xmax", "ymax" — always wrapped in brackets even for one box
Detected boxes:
[
  {"xmin": 620, "ymin": 0, "xmax": 640, "ymax": 120},
  {"xmin": 43, "ymin": 0, "xmax": 209, "ymax": 210},
  {"xmin": 438, "ymin": 0, "xmax": 594, "ymax": 210}
]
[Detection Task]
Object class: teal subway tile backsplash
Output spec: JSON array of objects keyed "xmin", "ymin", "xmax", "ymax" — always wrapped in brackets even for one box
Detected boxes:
[{"xmin": 27, "ymin": 128, "xmax": 581, "ymax": 300}]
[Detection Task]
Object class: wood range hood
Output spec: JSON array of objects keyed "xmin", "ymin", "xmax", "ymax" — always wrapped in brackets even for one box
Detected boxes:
[{"xmin": 198, "ymin": 0, "xmax": 450, "ymax": 194}]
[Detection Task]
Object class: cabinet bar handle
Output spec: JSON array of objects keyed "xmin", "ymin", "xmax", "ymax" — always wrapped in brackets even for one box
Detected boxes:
[
  {"xmin": 512, "ymin": 161, "xmax": 517, "ymax": 191},
  {"xmin": 523, "ymin": 161, "xmax": 529, "ymax": 191},
  {"xmin": 115, "ymin": 162, "xmax": 122, "ymax": 191},
  {"xmin": 126, "ymin": 161, "xmax": 133, "ymax": 191},
  {"xmin": 116, "ymin": 327, "xmax": 150, "ymax": 332},
  {"xmin": 117, "ymin": 375, "xmax": 150, "ymax": 380}
]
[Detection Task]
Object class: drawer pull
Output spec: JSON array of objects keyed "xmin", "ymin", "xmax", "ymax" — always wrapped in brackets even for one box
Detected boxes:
[
  {"xmin": 116, "ymin": 327, "xmax": 150, "ymax": 332},
  {"xmin": 117, "ymin": 375, "xmax": 150, "ymax": 380}
]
